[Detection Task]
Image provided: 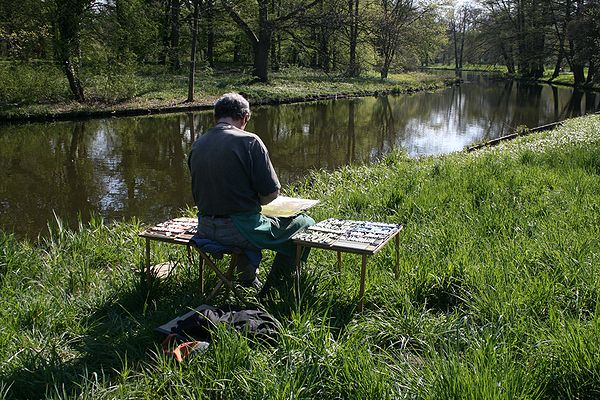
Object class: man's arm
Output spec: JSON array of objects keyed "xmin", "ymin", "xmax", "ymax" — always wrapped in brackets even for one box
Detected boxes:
[{"xmin": 259, "ymin": 189, "xmax": 279, "ymax": 205}]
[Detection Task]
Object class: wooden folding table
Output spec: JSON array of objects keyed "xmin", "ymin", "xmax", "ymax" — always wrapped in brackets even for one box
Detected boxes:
[
  {"xmin": 292, "ymin": 218, "xmax": 403, "ymax": 312},
  {"xmin": 138, "ymin": 217, "xmax": 246, "ymax": 302}
]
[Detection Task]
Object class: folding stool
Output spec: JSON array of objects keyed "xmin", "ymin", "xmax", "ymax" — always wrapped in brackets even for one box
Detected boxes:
[{"xmin": 189, "ymin": 236, "xmax": 261, "ymax": 304}]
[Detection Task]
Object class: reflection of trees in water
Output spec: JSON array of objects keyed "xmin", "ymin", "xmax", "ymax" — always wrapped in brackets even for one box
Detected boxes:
[
  {"xmin": 3, "ymin": 80, "xmax": 600, "ymax": 238},
  {"xmin": 0, "ymin": 116, "xmax": 201, "ymax": 237},
  {"xmin": 552, "ymin": 86, "xmax": 560, "ymax": 121},
  {"xmin": 560, "ymin": 89, "xmax": 600, "ymax": 118},
  {"xmin": 564, "ymin": 89, "xmax": 584, "ymax": 117},
  {"xmin": 370, "ymin": 96, "xmax": 396, "ymax": 156},
  {"xmin": 346, "ymin": 101, "xmax": 356, "ymax": 164},
  {"xmin": 250, "ymin": 101, "xmax": 366, "ymax": 183},
  {"xmin": 65, "ymin": 122, "xmax": 93, "ymax": 219},
  {"xmin": 510, "ymin": 82, "xmax": 543, "ymax": 130},
  {"xmin": 584, "ymin": 92, "xmax": 596, "ymax": 113},
  {"xmin": 484, "ymin": 80, "xmax": 513, "ymax": 138},
  {"xmin": 0, "ymin": 121, "xmax": 103, "ymax": 236}
]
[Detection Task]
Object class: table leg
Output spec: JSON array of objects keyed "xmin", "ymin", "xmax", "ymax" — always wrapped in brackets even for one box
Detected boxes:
[
  {"xmin": 295, "ymin": 244, "xmax": 303, "ymax": 302},
  {"xmin": 395, "ymin": 234, "xmax": 400, "ymax": 278},
  {"xmin": 144, "ymin": 237, "xmax": 151, "ymax": 286},
  {"xmin": 187, "ymin": 245, "xmax": 204, "ymax": 294},
  {"xmin": 358, "ymin": 254, "xmax": 367, "ymax": 312},
  {"xmin": 199, "ymin": 255, "xmax": 205, "ymax": 294}
]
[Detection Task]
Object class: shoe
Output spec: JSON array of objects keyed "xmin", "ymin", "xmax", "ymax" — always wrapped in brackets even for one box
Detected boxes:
[{"xmin": 239, "ymin": 277, "xmax": 262, "ymax": 289}]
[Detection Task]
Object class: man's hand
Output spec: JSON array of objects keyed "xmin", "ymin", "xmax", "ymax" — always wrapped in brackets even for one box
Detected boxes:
[{"xmin": 259, "ymin": 189, "xmax": 279, "ymax": 205}]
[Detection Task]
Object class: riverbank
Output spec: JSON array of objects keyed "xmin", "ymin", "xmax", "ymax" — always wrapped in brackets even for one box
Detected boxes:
[
  {"xmin": 1, "ymin": 113, "xmax": 599, "ymax": 398},
  {"xmin": 0, "ymin": 67, "xmax": 449, "ymax": 123},
  {"xmin": 425, "ymin": 64, "xmax": 600, "ymax": 90}
]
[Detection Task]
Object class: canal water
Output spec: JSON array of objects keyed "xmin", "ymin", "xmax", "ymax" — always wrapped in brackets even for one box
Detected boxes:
[{"xmin": 1, "ymin": 73, "xmax": 599, "ymax": 238}]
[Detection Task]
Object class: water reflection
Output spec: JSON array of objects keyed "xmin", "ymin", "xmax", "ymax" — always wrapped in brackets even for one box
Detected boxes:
[{"xmin": 0, "ymin": 75, "xmax": 598, "ymax": 238}]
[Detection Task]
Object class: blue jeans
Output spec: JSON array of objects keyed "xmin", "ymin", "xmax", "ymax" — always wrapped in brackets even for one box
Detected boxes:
[
  {"xmin": 196, "ymin": 215, "xmax": 311, "ymax": 294},
  {"xmin": 196, "ymin": 216, "xmax": 259, "ymax": 283}
]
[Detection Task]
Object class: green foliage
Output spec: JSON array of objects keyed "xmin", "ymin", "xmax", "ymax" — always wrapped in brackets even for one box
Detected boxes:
[
  {"xmin": 0, "ymin": 62, "xmax": 70, "ymax": 104},
  {"xmin": 81, "ymin": 47, "xmax": 140, "ymax": 102}
]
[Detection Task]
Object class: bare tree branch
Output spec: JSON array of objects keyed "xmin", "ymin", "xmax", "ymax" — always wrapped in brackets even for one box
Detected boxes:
[
  {"xmin": 220, "ymin": 0, "xmax": 258, "ymax": 45},
  {"xmin": 273, "ymin": 0, "xmax": 323, "ymax": 26}
]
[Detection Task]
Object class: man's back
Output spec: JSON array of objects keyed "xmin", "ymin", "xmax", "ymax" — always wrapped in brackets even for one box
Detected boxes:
[{"xmin": 188, "ymin": 125, "xmax": 280, "ymax": 216}]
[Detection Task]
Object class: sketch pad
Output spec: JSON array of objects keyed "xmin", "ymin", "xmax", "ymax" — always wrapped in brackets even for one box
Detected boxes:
[{"xmin": 261, "ymin": 196, "xmax": 320, "ymax": 218}]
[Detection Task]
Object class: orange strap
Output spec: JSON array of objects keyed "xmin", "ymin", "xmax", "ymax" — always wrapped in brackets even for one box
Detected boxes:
[{"xmin": 161, "ymin": 334, "xmax": 208, "ymax": 362}]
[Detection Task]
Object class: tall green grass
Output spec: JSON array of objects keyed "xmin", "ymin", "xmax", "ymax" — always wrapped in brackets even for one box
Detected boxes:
[{"xmin": 1, "ymin": 115, "xmax": 599, "ymax": 399}]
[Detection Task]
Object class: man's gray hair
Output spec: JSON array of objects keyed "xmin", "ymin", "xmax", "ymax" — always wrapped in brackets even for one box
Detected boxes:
[{"xmin": 214, "ymin": 92, "xmax": 251, "ymax": 120}]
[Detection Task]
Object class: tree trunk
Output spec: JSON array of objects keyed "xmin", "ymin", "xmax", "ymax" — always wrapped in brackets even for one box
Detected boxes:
[
  {"xmin": 254, "ymin": 39, "xmax": 270, "ymax": 82},
  {"xmin": 206, "ymin": 0, "xmax": 214, "ymax": 67},
  {"xmin": 64, "ymin": 60, "xmax": 85, "ymax": 102},
  {"xmin": 169, "ymin": 0, "xmax": 181, "ymax": 70},
  {"xmin": 500, "ymin": 42, "xmax": 515, "ymax": 74},
  {"xmin": 459, "ymin": 23, "xmax": 466, "ymax": 69},
  {"xmin": 551, "ymin": 47, "xmax": 564, "ymax": 80},
  {"xmin": 572, "ymin": 64, "xmax": 585, "ymax": 85},
  {"xmin": 586, "ymin": 61, "xmax": 595, "ymax": 84},
  {"xmin": 381, "ymin": 47, "xmax": 394, "ymax": 80},
  {"xmin": 253, "ymin": 1, "xmax": 271, "ymax": 82},
  {"xmin": 380, "ymin": 66, "xmax": 388, "ymax": 80},
  {"xmin": 160, "ymin": 0, "xmax": 171, "ymax": 65},
  {"xmin": 55, "ymin": 0, "xmax": 86, "ymax": 102},
  {"xmin": 452, "ymin": 19, "xmax": 459, "ymax": 71},
  {"xmin": 187, "ymin": 0, "xmax": 200, "ymax": 102},
  {"xmin": 347, "ymin": 0, "xmax": 359, "ymax": 76}
]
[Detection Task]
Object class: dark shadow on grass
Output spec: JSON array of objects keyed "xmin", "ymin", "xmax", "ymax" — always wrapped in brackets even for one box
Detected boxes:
[
  {"xmin": 1, "ymin": 261, "xmax": 359, "ymax": 399},
  {"xmin": 241, "ymin": 267, "xmax": 358, "ymax": 338},
  {"xmin": 0, "ymin": 268, "xmax": 222, "ymax": 399},
  {"xmin": 413, "ymin": 275, "xmax": 469, "ymax": 314}
]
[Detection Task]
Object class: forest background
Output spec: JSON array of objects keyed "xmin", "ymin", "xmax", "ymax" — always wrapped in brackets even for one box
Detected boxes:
[{"xmin": 0, "ymin": 0, "xmax": 599, "ymax": 109}]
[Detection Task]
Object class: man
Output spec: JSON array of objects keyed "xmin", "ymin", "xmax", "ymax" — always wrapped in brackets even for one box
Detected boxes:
[{"xmin": 188, "ymin": 92, "xmax": 314, "ymax": 297}]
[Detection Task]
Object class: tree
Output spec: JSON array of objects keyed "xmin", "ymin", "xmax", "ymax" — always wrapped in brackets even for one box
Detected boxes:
[
  {"xmin": 52, "ymin": 0, "xmax": 94, "ymax": 102},
  {"xmin": 170, "ymin": 0, "xmax": 182, "ymax": 70},
  {"xmin": 368, "ymin": 0, "xmax": 442, "ymax": 79},
  {"xmin": 450, "ymin": 4, "xmax": 471, "ymax": 72},
  {"xmin": 187, "ymin": 0, "xmax": 201, "ymax": 102},
  {"xmin": 204, "ymin": 0, "xmax": 216, "ymax": 66},
  {"xmin": 281, "ymin": 0, "xmax": 347, "ymax": 71},
  {"xmin": 110, "ymin": 0, "xmax": 162, "ymax": 62},
  {"xmin": 479, "ymin": 0, "xmax": 547, "ymax": 78},
  {"xmin": 347, "ymin": 0, "xmax": 360, "ymax": 76},
  {"xmin": 566, "ymin": 0, "xmax": 599, "ymax": 85},
  {"xmin": 222, "ymin": 0, "xmax": 323, "ymax": 82},
  {"xmin": 476, "ymin": 3, "xmax": 516, "ymax": 73},
  {"xmin": 0, "ymin": 0, "xmax": 52, "ymax": 59},
  {"xmin": 548, "ymin": 0, "xmax": 570, "ymax": 80}
]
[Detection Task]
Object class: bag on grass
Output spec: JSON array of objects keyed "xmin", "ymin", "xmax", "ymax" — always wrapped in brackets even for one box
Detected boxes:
[{"xmin": 171, "ymin": 305, "xmax": 279, "ymax": 345}]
